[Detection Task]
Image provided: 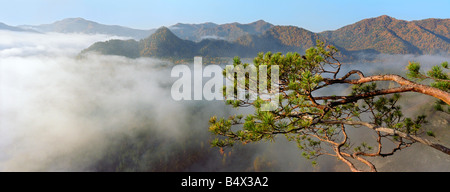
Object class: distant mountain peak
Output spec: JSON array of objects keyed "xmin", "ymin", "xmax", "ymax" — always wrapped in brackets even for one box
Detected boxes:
[
  {"xmin": 320, "ymin": 15, "xmax": 450, "ymax": 54},
  {"xmin": 200, "ymin": 22, "xmax": 218, "ymax": 26},
  {"xmin": 153, "ymin": 26, "xmax": 175, "ymax": 37},
  {"xmin": 26, "ymin": 17, "xmax": 154, "ymax": 39},
  {"xmin": 146, "ymin": 27, "xmax": 186, "ymax": 44},
  {"xmin": 54, "ymin": 17, "xmax": 95, "ymax": 24},
  {"xmin": 254, "ymin": 19, "xmax": 267, "ymax": 22},
  {"xmin": 362, "ymin": 15, "xmax": 399, "ymax": 26},
  {"xmin": 251, "ymin": 19, "xmax": 270, "ymax": 24},
  {"xmin": 377, "ymin": 15, "xmax": 394, "ymax": 19},
  {"xmin": 375, "ymin": 15, "xmax": 396, "ymax": 21},
  {"xmin": 0, "ymin": 22, "xmax": 33, "ymax": 32},
  {"xmin": 155, "ymin": 26, "xmax": 170, "ymax": 31},
  {"xmin": 81, "ymin": 16, "xmax": 449, "ymax": 60},
  {"xmin": 63, "ymin": 17, "xmax": 87, "ymax": 21},
  {"xmin": 168, "ymin": 20, "xmax": 273, "ymax": 42},
  {"xmin": 140, "ymin": 27, "xmax": 197, "ymax": 58}
]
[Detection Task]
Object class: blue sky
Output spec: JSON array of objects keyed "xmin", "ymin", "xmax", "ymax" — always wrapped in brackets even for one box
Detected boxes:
[{"xmin": 1, "ymin": 0, "xmax": 449, "ymax": 32}]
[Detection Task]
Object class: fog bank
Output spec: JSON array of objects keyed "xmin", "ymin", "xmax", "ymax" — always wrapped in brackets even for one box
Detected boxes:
[{"xmin": 0, "ymin": 31, "xmax": 449, "ymax": 171}]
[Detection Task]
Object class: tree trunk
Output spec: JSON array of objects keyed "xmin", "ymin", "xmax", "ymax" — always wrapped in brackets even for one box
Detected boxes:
[
  {"xmin": 324, "ymin": 71, "xmax": 450, "ymax": 105},
  {"xmin": 322, "ymin": 120, "xmax": 450, "ymax": 155}
]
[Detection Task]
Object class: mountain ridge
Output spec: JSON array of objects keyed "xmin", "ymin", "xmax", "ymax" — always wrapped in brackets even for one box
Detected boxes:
[
  {"xmin": 319, "ymin": 15, "xmax": 450, "ymax": 54},
  {"xmin": 19, "ymin": 18, "xmax": 155, "ymax": 39},
  {"xmin": 81, "ymin": 25, "xmax": 347, "ymax": 60},
  {"xmin": 15, "ymin": 18, "xmax": 275, "ymax": 42},
  {"xmin": 0, "ymin": 22, "xmax": 37, "ymax": 32},
  {"xmin": 168, "ymin": 20, "xmax": 274, "ymax": 42},
  {"xmin": 80, "ymin": 15, "xmax": 449, "ymax": 60},
  {"xmin": 2, "ymin": 15, "xmax": 447, "ymax": 60}
]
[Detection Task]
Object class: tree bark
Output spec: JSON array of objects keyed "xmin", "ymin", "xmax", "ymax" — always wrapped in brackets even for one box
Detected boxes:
[
  {"xmin": 323, "ymin": 71, "xmax": 450, "ymax": 105},
  {"xmin": 322, "ymin": 120, "xmax": 450, "ymax": 155}
]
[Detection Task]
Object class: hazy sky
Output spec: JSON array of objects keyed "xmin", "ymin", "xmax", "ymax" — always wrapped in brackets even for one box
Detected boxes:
[{"xmin": 0, "ymin": 0, "xmax": 449, "ymax": 32}]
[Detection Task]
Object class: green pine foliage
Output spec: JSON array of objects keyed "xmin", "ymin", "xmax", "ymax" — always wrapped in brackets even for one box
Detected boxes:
[
  {"xmin": 406, "ymin": 61, "xmax": 450, "ymax": 113},
  {"xmin": 209, "ymin": 41, "xmax": 448, "ymax": 171}
]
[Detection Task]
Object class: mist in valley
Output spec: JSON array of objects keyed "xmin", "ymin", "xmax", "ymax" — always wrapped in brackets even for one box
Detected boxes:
[{"xmin": 0, "ymin": 30, "xmax": 449, "ymax": 172}]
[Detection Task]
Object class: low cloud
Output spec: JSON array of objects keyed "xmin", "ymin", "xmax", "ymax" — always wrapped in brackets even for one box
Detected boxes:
[
  {"xmin": 0, "ymin": 54, "xmax": 175, "ymax": 171},
  {"xmin": 0, "ymin": 32, "xmax": 189, "ymax": 171},
  {"xmin": 0, "ymin": 31, "xmax": 449, "ymax": 171},
  {"xmin": 0, "ymin": 31, "xmax": 258, "ymax": 171},
  {"xmin": 0, "ymin": 30, "xmax": 129, "ymax": 57}
]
